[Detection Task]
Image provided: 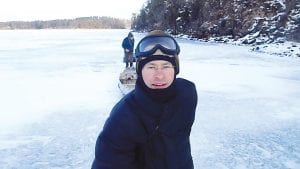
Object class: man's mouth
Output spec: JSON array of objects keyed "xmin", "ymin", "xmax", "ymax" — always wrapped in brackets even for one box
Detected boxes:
[{"xmin": 152, "ymin": 83, "xmax": 167, "ymax": 89}]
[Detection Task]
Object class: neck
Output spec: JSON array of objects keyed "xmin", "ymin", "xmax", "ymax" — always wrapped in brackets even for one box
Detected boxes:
[{"xmin": 136, "ymin": 77, "xmax": 176, "ymax": 103}]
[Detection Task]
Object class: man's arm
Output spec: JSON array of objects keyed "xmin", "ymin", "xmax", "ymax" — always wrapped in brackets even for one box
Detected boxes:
[{"xmin": 91, "ymin": 116, "xmax": 139, "ymax": 169}]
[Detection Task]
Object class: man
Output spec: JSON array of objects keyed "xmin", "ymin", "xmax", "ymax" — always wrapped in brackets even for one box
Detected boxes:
[
  {"xmin": 92, "ymin": 30, "xmax": 198, "ymax": 169},
  {"xmin": 122, "ymin": 32, "xmax": 135, "ymax": 68}
]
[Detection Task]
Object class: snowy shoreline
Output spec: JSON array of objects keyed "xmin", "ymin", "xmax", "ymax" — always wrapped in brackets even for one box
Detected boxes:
[{"xmin": 176, "ymin": 33, "xmax": 300, "ymax": 58}]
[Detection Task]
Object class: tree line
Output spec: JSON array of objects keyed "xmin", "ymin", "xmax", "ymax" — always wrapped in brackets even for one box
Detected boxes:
[
  {"xmin": 0, "ymin": 16, "xmax": 129, "ymax": 29},
  {"xmin": 131, "ymin": 0, "xmax": 300, "ymax": 43}
]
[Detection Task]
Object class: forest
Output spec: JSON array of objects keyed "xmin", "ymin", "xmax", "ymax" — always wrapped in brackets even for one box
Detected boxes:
[
  {"xmin": 0, "ymin": 16, "xmax": 129, "ymax": 29},
  {"xmin": 1, "ymin": 0, "xmax": 299, "ymax": 44},
  {"xmin": 131, "ymin": 0, "xmax": 300, "ymax": 43}
]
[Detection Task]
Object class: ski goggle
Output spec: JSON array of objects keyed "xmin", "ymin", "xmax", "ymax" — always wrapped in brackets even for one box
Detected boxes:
[{"xmin": 135, "ymin": 35, "xmax": 180, "ymax": 58}]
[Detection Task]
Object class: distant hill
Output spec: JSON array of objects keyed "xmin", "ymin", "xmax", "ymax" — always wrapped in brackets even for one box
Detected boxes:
[{"xmin": 0, "ymin": 16, "xmax": 130, "ymax": 29}]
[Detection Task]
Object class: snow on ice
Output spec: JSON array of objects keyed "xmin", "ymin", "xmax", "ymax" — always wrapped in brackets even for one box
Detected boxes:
[{"xmin": 0, "ymin": 29, "xmax": 299, "ymax": 169}]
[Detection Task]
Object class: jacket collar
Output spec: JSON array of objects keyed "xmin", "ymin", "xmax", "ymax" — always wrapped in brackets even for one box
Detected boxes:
[{"xmin": 133, "ymin": 83, "xmax": 164, "ymax": 119}]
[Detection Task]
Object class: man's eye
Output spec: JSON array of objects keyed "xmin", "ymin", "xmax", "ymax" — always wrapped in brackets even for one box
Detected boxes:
[
  {"xmin": 163, "ymin": 65, "xmax": 173, "ymax": 69},
  {"xmin": 147, "ymin": 66, "xmax": 156, "ymax": 69}
]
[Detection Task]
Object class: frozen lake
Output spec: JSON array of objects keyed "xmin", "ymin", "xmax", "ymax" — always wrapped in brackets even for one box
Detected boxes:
[{"xmin": 0, "ymin": 29, "xmax": 299, "ymax": 169}]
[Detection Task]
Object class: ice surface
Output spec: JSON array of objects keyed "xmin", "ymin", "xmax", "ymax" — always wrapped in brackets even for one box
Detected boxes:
[{"xmin": 0, "ymin": 29, "xmax": 299, "ymax": 169}]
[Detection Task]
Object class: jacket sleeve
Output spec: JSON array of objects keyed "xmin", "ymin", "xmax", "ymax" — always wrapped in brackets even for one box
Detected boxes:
[
  {"xmin": 91, "ymin": 133, "xmax": 138, "ymax": 169},
  {"xmin": 91, "ymin": 105, "xmax": 139, "ymax": 169},
  {"xmin": 122, "ymin": 38, "xmax": 128, "ymax": 49}
]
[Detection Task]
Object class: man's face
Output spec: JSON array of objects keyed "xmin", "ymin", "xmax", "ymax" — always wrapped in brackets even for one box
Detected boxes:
[{"xmin": 141, "ymin": 60, "xmax": 175, "ymax": 89}]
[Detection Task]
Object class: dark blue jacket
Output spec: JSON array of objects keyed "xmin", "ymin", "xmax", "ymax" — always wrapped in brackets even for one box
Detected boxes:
[
  {"xmin": 122, "ymin": 37, "xmax": 134, "ymax": 53},
  {"xmin": 92, "ymin": 78, "xmax": 197, "ymax": 169}
]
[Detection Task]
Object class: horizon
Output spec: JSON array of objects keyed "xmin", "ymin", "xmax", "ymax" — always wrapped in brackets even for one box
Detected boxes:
[
  {"xmin": 0, "ymin": 15, "xmax": 131, "ymax": 22},
  {"xmin": 0, "ymin": 0, "xmax": 147, "ymax": 22}
]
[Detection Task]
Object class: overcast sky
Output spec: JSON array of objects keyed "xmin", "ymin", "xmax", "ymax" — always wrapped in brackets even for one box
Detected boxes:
[{"xmin": 0, "ymin": 0, "xmax": 147, "ymax": 21}]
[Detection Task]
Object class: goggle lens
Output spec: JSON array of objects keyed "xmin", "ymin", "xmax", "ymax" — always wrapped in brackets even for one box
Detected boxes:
[
  {"xmin": 138, "ymin": 36, "xmax": 177, "ymax": 52},
  {"xmin": 136, "ymin": 36, "xmax": 180, "ymax": 57}
]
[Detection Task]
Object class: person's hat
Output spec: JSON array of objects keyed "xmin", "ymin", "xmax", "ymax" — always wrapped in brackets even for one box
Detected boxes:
[
  {"xmin": 135, "ymin": 30, "xmax": 180, "ymax": 75},
  {"xmin": 128, "ymin": 32, "xmax": 133, "ymax": 38}
]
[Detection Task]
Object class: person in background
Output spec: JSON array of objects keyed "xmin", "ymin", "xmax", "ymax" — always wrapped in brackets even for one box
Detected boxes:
[
  {"xmin": 92, "ymin": 30, "xmax": 198, "ymax": 169},
  {"xmin": 122, "ymin": 32, "xmax": 135, "ymax": 68}
]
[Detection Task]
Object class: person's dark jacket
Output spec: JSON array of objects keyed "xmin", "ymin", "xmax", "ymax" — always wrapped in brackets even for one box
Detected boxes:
[
  {"xmin": 122, "ymin": 36, "xmax": 134, "ymax": 53},
  {"xmin": 92, "ymin": 78, "xmax": 198, "ymax": 169}
]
